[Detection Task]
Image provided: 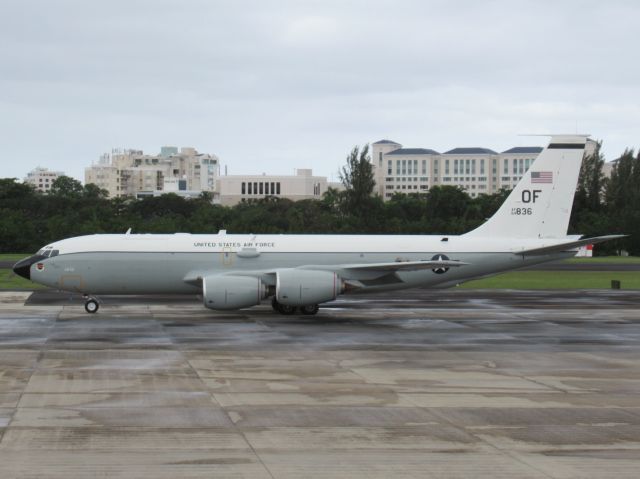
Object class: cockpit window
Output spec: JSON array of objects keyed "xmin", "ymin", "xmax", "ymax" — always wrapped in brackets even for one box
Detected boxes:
[{"xmin": 36, "ymin": 247, "xmax": 58, "ymax": 257}]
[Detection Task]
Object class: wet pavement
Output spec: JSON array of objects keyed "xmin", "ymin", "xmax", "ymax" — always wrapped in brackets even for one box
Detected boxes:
[{"xmin": 0, "ymin": 289, "xmax": 639, "ymax": 478}]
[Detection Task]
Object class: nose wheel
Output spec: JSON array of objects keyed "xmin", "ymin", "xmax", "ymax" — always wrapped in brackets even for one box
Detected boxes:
[{"xmin": 84, "ymin": 297, "xmax": 99, "ymax": 314}]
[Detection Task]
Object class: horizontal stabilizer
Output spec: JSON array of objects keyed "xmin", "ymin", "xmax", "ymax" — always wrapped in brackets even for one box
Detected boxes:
[
  {"xmin": 516, "ymin": 235, "xmax": 627, "ymax": 256},
  {"xmin": 340, "ymin": 259, "xmax": 468, "ymax": 272}
]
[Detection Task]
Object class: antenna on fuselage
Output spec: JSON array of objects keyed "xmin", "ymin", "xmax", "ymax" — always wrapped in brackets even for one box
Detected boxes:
[{"xmin": 125, "ymin": 228, "xmax": 132, "ymax": 235}]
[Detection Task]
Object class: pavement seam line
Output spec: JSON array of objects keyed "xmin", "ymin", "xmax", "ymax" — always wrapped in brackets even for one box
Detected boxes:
[
  {"xmin": 427, "ymin": 407, "xmax": 557, "ymax": 479},
  {"xmin": 158, "ymin": 310, "xmax": 278, "ymax": 479},
  {"xmin": 3, "ymin": 307, "xmax": 60, "ymax": 442}
]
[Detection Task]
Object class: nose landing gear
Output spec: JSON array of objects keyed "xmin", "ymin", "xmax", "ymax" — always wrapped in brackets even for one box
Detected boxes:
[
  {"xmin": 300, "ymin": 304, "xmax": 320, "ymax": 315},
  {"xmin": 84, "ymin": 297, "xmax": 100, "ymax": 314}
]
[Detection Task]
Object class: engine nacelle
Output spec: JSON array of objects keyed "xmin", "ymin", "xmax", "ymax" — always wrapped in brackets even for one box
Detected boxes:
[
  {"xmin": 203, "ymin": 275, "xmax": 267, "ymax": 310},
  {"xmin": 276, "ymin": 269, "xmax": 344, "ymax": 306}
]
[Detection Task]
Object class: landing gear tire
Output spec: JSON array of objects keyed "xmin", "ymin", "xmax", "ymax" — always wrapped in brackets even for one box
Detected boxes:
[
  {"xmin": 84, "ymin": 298, "xmax": 99, "ymax": 314},
  {"xmin": 271, "ymin": 298, "xmax": 297, "ymax": 315},
  {"xmin": 300, "ymin": 304, "xmax": 320, "ymax": 315},
  {"xmin": 279, "ymin": 304, "xmax": 297, "ymax": 315},
  {"xmin": 271, "ymin": 297, "xmax": 280, "ymax": 312}
]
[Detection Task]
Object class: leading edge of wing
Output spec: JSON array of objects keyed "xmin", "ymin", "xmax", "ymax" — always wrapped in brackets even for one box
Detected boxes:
[
  {"xmin": 516, "ymin": 235, "xmax": 627, "ymax": 256},
  {"xmin": 183, "ymin": 259, "xmax": 468, "ymax": 286}
]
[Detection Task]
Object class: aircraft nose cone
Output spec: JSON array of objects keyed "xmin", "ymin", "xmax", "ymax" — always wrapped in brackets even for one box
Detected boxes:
[
  {"xmin": 12, "ymin": 255, "xmax": 44, "ymax": 280},
  {"xmin": 12, "ymin": 258, "xmax": 32, "ymax": 280}
]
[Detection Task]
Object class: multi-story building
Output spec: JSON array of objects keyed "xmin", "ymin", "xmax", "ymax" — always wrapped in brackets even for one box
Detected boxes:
[
  {"xmin": 85, "ymin": 147, "xmax": 220, "ymax": 198},
  {"xmin": 24, "ymin": 167, "xmax": 66, "ymax": 193},
  {"xmin": 372, "ymin": 140, "xmax": 546, "ymax": 199},
  {"xmin": 216, "ymin": 169, "xmax": 333, "ymax": 206}
]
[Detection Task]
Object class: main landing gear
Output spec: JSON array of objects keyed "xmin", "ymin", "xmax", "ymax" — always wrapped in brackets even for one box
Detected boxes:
[
  {"xmin": 83, "ymin": 296, "xmax": 100, "ymax": 314},
  {"xmin": 300, "ymin": 304, "xmax": 320, "ymax": 315},
  {"xmin": 271, "ymin": 298, "xmax": 319, "ymax": 316}
]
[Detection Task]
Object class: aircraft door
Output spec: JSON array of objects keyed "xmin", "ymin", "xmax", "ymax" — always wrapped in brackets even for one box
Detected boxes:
[
  {"xmin": 220, "ymin": 247, "xmax": 234, "ymax": 267},
  {"xmin": 59, "ymin": 274, "xmax": 85, "ymax": 292}
]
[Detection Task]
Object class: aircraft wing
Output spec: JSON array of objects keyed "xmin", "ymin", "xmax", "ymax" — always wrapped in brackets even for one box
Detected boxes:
[
  {"xmin": 516, "ymin": 235, "xmax": 626, "ymax": 256},
  {"xmin": 335, "ymin": 259, "xmax": 468, "ymax": 272},
  {"xmin": 183, "ymin": 259, "xmax": 468, "ymax": 287},
  {"xmin": 298, "ymin": 259, "xmax": 468, "ymax": 287}
]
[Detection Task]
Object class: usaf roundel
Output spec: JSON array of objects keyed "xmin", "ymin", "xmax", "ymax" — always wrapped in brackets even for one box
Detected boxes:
[{"xmin": 431, "ymin": 254, "xmax": 449, "ymax": 274}]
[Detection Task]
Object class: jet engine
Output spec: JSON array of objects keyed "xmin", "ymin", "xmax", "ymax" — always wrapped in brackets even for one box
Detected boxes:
[
  {"xmin": 276, "ymin": 269, "xmax": 344, "ymax": 306},
  {"xmin": 203, "ymin": 275, "xmax": 267, "ymax": 310}
]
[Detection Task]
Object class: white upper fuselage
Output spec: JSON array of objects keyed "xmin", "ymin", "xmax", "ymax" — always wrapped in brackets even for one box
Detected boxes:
[{"xmin": 47, "ymin": 232, "xmax": 575, "ymax": 255}]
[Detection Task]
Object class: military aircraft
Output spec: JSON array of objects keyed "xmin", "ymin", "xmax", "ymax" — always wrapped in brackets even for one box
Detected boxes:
[{"xmin": 13, "ymin": 135, "xmax": 622, "ymax": 315}]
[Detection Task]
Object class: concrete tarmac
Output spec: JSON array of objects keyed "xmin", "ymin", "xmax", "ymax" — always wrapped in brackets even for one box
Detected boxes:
[{"xmin": 0, "ymin": 289, "xmax": 639, "ymax": 478}]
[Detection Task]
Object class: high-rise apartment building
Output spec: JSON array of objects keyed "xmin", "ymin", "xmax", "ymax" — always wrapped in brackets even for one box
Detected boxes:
[
  {"xmin": 24, "ymin": 167, "xmax": 66, "ymax": 193},
  {"xmin": 372, "ymin": 140, "xmax": 548, "ymax": 199},
  {"xmin": 85, "ymin": 147, "xmax": 220, "ymax": 198}
]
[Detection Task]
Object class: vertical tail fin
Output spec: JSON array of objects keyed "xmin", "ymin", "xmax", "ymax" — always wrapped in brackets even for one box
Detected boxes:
[{"xmin": 465, "ymin": 135, "xmax": 588, "ymax": 239}]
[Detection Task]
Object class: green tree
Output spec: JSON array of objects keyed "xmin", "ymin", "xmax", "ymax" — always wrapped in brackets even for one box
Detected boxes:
[
  {"xmin": 130, "ymin": 194, "xmax": 196, "ymax": 221},
  {"xmin": 383, "ymin": 193, "xmax": 429, "ymax": 233},
  {"xmin": 188, "ymin": 204, "xmax": 231, "ymax": 233},
  {"xmin": 0, "ymin": 178, "xmax": 36, "ymax": 201},
  {"xmin": 569, "ymin": 148, "xmax": 613, "ymax": 254},
  {"xmin": 0, "ymin": 208, "xmax": 39, "ymax": 252},
  {"xmin": 423, "ymin": 185, "xmax": 472, "ymax": 234},
  {"xmin": 570, "ymin": 141, "xmax": 608, "ymax": 236},
  {"xmin": 83, "ymin": 183, "xmax": 109, "ymax": 199},
  {"xmin": 605, "ymin": 149, "xmax": 640, "ymax": 254},
  {"xmin": 198, "ymin": 191, "xmax": 214, "ymax": 204},
  {"xmin": 49, "ymin": 176, "xmax": 84, "ymax": 198},
  {"xmin": 579, "ymin": 141, "xmax": 606, "ymax": 212},
  {"xmin": 339, "ymin": 145, "xmax": 376, "ymax": 214},
  {"xmin": 320, "ymin": 187, "xmax": 342, "ymax": 213}
]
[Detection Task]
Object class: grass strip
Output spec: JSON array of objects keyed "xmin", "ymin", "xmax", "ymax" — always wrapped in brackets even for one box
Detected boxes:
[
  {"xmin": 564, "ymin": 256, "xmax": 640, "ymax": 264},
  {"xmin": 0, "ymin": 269, "xmax": 47, "ymax": 290},
  {"xmin": 461, "ymin": 270, "xmax": 640, "ymax": 290},
  {"xmin": 0, "ymin": 254, "xmax": 30, "ymax": 262}
]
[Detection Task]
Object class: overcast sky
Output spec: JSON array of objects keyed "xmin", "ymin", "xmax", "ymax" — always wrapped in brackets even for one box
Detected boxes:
[{"xmin": 1, "ymin": 0, "xmax": 639, "ymax": 182}]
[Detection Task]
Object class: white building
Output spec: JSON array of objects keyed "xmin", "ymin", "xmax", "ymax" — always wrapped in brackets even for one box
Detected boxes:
[
  {"xmin": 85, "ymin": 147, "xmax": 220, "ymax": 198},
  {"xmin": 24, "ymin": 167, "xmax": 65, "ymax": 193},
  {"xmin": 216, "ymin": 169, "xmax": 331, "ymax": 206},
  {"xmin": 372, "ymin": 139, "xmax": 600, "ymax": 200},
  {"xmin": 372, "ymin": 140, "xmax": 545, "ymax": 199}
]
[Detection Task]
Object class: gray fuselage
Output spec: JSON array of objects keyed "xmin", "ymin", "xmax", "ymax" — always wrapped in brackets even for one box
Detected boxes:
[{"xmin": 28, "ymin": 245, "xmax": 571, "ymax": 296}]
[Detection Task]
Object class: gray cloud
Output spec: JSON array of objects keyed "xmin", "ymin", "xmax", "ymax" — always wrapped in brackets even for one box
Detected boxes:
[{"xmin": 1, "ymin": 0, "xmax": 638, "ymax": 181}]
